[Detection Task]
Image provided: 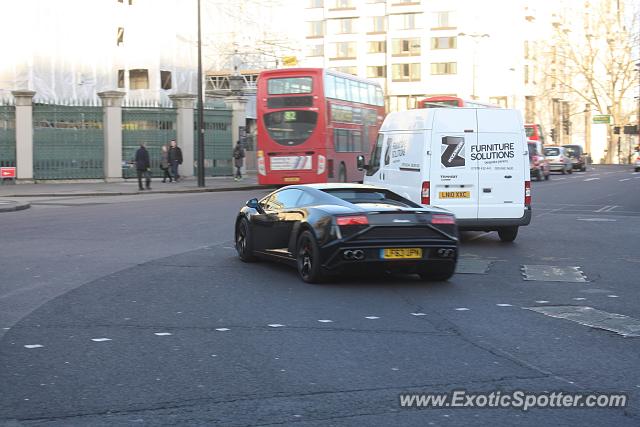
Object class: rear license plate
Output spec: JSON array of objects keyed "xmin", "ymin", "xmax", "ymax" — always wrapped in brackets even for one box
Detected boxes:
[
  {"xmin": 439, "ymin": 191, "xmax": 470, "ymax": 199},
  {"xmin": 283, "ymin": 177, "xmax": 300, "ymax": 182},
  {"xmin": 381, "ymin": 248, "xmax": 422, "ymax": 259}
]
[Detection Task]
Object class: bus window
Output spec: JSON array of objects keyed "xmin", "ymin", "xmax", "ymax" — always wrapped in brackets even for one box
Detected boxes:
[
  {"xmin": 267, "ymin": 77, "xmax": 313, "ymax": 94},
  {"xmin": 359, "ymin": 82, "xmax": 369, "ymax": 104},
  {"xmin": 324, "ymin": 74, "xmax": 336, "ymax": 99},
  {"xmin": 375, "ymin": 87, "xmax": 384, "ymax": 106},
  {"xmin": 368, "ymin": 85, "xmax": 377, "ymax": 106},
  {"xmin": 263, "ymin": 110, "xmax": 318, "ymax": 146},
  {"xmin": 335, "ymin": 77, "xmax": 347, "ymax": 100}
]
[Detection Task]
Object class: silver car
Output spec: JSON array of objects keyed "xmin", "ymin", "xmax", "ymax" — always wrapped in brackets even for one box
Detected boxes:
[{"xmin": 544, "ymin": 146, "xmax": 573, "ymax": 174}]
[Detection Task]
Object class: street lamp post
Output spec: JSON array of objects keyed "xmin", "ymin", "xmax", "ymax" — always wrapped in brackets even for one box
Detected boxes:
[
  {"xmin": 458, "ymin": 32, "xmax": 489, "ymax": 100},
  {"xmin": 196, "ymin": 0, "xmax": 205, "ymax": 187}
]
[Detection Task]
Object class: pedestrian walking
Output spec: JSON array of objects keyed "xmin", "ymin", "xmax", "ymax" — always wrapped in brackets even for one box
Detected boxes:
[
  {"xmin": 135, "ymin": 143, "xmax": 151, "ymax": 191},
  {"xmin": 168, "ymin": 140, "xmax": 183, "ymax": 182},
  {"xmin": 160, "ymin": 144, "xmax": 172, "ymax": 183},
  {"xmin": 233, "ymin": 140, "xmax": 245, "ymax": 181}
]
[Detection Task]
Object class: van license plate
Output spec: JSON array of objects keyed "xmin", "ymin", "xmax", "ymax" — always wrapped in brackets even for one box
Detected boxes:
[
  {"xmin": 439, "ymin": 191, "xmax": 470, "ymax": 199},
  {"xmin": 381, "ymin": 248, "xmax": 422, "ymax": 259}
]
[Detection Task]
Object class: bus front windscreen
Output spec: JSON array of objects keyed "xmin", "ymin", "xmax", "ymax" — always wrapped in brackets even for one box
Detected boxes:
[
  {"xmin": 263, "ymin": 110, "xmax": 318, "ymax": 146},
  {"xmin": 424, "ymin": 100, "xmax": 459, "ymax": 108},
  {"xmin": 267, "ymin": 77, "xmax": 313, "ymax": 94}
]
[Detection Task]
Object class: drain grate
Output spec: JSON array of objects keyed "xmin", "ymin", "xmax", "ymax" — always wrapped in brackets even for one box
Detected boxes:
[
  {"xmin": 456, "ymin": 259, "xmax": 493, "ymax": 274},
  {"xmin": 521, "ymin": 265, "xmax": 588, "ymax": 282}
]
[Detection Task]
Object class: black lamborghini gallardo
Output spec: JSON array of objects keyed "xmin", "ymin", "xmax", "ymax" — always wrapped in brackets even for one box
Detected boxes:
[{"xmin": 234, "ymin": 184, "xmax": 458, "ymax": 283}]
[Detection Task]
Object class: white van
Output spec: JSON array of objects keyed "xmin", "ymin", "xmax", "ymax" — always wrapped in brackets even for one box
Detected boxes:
[{"xmin": 358, "ymin": 107, "xmax": 531, "ymax": 242}]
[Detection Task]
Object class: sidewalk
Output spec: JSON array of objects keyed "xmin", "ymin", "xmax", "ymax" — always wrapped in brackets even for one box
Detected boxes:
[{"xmin": 0, "ymin": 173, "xmax": 273, "ymax": 198}]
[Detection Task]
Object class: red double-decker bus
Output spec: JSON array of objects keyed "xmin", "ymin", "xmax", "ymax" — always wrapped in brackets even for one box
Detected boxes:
[
  {"xmin": 256, "ymin": 68, "xmax": 385, "ymax": 185},
  {"xmin": 417, "ymin": 95, "xmax": 498, "ymax": 109}
]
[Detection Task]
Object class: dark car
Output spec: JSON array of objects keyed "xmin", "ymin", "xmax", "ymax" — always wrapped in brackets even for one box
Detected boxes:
[
  {"xmin": 562, "ymin": 144, "xmax": 587, "ymax": 171},
  {"xmin": 235, "ymin": 184, "xmax": 458, "ymax": 283}
]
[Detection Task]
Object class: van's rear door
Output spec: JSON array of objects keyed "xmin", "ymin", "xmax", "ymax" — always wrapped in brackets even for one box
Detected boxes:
[
  {"xmin": 476, "ymin": 109, "xmax": 527, "ymax": 219},
  {"xmin": 430, "ymin": 109, "xmax": 479, "ymax": 220}
]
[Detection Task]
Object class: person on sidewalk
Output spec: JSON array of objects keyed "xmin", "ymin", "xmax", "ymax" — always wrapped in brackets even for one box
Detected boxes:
[
  {"xmin": 233, "ymin": 140, "xmax": 245, "ymax": 181},
  {"xmin": 135, "ymin": 143, "xmax": 151, "ymax": 191},
  {"xmin": 168, "ymin": 140, "xmax": 183, "ymax": 182},
  {"xmin": 160, "ymin": 144, "xmax": 172, "ymax": 183}
]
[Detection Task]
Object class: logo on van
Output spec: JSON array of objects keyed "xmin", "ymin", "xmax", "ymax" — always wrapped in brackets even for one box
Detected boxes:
[{"xmin": 441, "ymin": 136, "xmax": 466, "ymax": 168}]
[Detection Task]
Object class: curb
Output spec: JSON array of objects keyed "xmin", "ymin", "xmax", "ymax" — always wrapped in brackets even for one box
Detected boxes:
[
  {"xmin": 0, "ymin": 199, "xmax": 31, "ymax": 212},
  {"xmin": 1, "ymin": 184, "xmax": 276, "ymax": 198}
]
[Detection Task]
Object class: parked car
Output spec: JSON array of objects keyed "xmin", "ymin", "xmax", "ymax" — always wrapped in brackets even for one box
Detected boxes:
[
  {"xmin": 235, "ymin": 184, "xmax": 458, "ymax": 283},
  {"xmin": 544, "ymin": 146, "xmax": 573, "ymax": 174},
  {"xmin": 528, "ymin": 140, "xmax": 550, "ymax": 181},
  {"xmin": 562, "ymin": 144, "xmax": 587, "ymax": 171}
]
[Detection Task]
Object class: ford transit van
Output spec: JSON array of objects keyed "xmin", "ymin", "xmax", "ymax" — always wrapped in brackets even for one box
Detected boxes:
[{"xmin": 358, "ymin": 108, "xmax": 531, "ymax": 242}]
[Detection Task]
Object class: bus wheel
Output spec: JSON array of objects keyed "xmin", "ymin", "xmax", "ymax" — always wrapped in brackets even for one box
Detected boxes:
[{"xmin": 339, "ymin": 163, "xmax": 347, "ymax": 183}]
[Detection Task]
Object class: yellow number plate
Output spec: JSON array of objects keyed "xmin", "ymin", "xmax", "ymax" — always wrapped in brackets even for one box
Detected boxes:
[
  {"xmin": 382, "ymin": 248, "xmax": 423, "ymax": 259},
  {"xmin": 439, "ymin": 191, "xmax": 471, "ymax": 199},
  {"xmin": 283, "ymin": 177, "xmax": 301, "ymax": 182}
]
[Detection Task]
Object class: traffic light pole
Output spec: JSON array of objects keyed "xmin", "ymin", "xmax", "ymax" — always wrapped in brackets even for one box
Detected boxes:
[{"xmin": 196, "ymin": 0, "xmax": 205, "ymax": 187}]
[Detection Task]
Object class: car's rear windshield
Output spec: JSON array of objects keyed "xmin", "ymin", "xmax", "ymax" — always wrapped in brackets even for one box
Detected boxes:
[
  {"xmin": 322, "ymin": 189, "xmax": 415, "ymax": 207},
  {"xmin": 545, "ymin": 147, "xmax": 560, "ymax": 156}
]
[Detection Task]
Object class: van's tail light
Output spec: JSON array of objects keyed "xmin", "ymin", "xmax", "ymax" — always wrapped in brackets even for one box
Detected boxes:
[
  {"xmin": 432, "ymin": 214, "xmax": 455, "ymax": 224},
  {"xmin": 336, "ymin": 215, "xmax": 369, "ymax": 226},
  {"xmin": 421, "ymin": 181, "xmax": 430, "ymax": 205},
  {"xmin": 525, "ymin": 181, "xmax": 531, "ymax": 205}
]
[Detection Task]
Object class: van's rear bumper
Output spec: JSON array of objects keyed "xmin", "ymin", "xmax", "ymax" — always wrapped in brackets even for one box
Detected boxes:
[{"xmin": 456, "ymin": 206, "xmax": 532, "ymax": 231}]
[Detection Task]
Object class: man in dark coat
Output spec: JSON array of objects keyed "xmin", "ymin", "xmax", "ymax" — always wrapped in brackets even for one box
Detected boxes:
[
  {"xmin": 135, "ymin": 143, "xmax": 151, "ymax": 190},
  {"xmin": 168, "ymin": 140, "xmax": 183, "ymax": 182},
  {"xmin": 233, "ymin": 140, "xmax": 245, "ymax": 181}
]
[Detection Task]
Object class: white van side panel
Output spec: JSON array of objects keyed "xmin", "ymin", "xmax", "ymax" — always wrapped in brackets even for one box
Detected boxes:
[
  {"xmin": 380, "ymin": 131, "xmax": 427, "ymax": 202},
  {"xmin": 430, "ymin": 109, "xmax": 479, "ymax": 220},
  {"xmin": 476, "ymin": 109, "xmax": 528, "ymax": 219}
]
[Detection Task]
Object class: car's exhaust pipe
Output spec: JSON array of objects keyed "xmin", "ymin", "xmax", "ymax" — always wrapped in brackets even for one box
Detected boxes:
[
  {"xmin": 437, "ymin": 248, "xmax": 455, "ymax": 258},
  {"xmin": 343, "ymin": 250, "xmax": 354, "ymax": 260},
  {"xmin": 352, "ymin": 249, "xmax": 364, "ymax": 260}
]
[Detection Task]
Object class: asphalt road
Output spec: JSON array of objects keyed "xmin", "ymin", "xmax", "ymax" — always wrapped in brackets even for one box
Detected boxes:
[{"xmin": 1, "ymin": 165, "xmax": 639, "ymax": 426}]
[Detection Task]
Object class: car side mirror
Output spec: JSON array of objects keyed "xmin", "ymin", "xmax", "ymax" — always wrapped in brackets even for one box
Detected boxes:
[
  {"xmin": 356, "ymin": 155, "xmax": 367, "ymax": 171},
  {"xmin": 246, "ymin": 198, "xmax": 260, "ymax": 210}
]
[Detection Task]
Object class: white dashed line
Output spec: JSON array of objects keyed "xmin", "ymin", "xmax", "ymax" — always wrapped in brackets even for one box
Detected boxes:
[
  {"xmin": 317, "ymin": 319, "xmax": 333, "ymax": 323},
  {"xmin": 455, "ymin": 308, "xmax": 470, "ymax": 311},
  {"xmin": 535, "ymin": 300, "xmax": 550, "ymax": 304},
  {"xmin": 496, "ymin": 304, "xmax": 513, "ymax": 307},
  {"xmin": 154, "ymin": 332, "xmax": 173, "ymax": 336},
  {"xmin": 268, "ymin": 324, "xmax": 285, "ymax": 328},
  {"xmin": 619, "ymin": 178, "xmax": 631, "ymax": 182},
  {"xmin": 573, "ymin": 298, "xmax": 587, "ymax": 301},
  {"xmin": 607, "ymin": 295, "xmax": 619, "ymax": 298},
  {"xmin": 215, "ymin": 328, "xmax": 230, "ymax": 332},
  {"xmin": 91, "ymin": 338, "xmax": 112, "ymax": 342},
  {"xmin": 24, "ymin": 344, "xmax": 44, "ymax": 349},
  {"xmin": 410, "ymin": 312, "xmax": 427, "ymax": 316},
  {"xmin": 584, "ymin": 178, "xmax": 600, "ymax": 182},
  {"xmin": 365, "ymin": 316, "xmax": 380, "ymax": 319}
]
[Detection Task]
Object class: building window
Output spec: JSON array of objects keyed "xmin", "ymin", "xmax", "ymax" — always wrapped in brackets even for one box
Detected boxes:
[
  {"xmin": 430, "ymin": 62, "xmax": 457, "ymax": 75},
  {"xmin": 160, "ymin": 70, "xmax": 172, "ymax": 90},
  {"xmin": 369, "ymin": 16, "xmax": 386, "ymax": 33},
  {"xmin": 308, "ymin": 44, "xmax": 324, "ymax": 57},
  {"xmin": 117, "ymin": 70, "xmax": 125, "ymax": 88},
  {"xmin": 524, "ymin": 40, "xmax": 530, "ymax": 59},
  {"xmin": 431, "ymin": 36, "xmax": 456, "ymax": 49},
  {"xmin": 392, "ymin": 38, "xmax": 421, "ymax": 56},
  {"xmin": 388, "ymin": 95, "xmax": 419, "ymax": 112},
  {"xmin": 331, "ymin": 41, "xmax": 357, "ymax": 59},
  {"xmin": 525, "ymin": 96, "xmax": 536, "ymax": 123},
  {"xmin": 331, "ymin": 0, "xmax": 354, "ymax": 9},
  {"xmin": 367, "ymin": 40, "xmax": 386, "ymax": 53},
  {"xmin": 391, "ymin": 13, "xmax": 420, "ymax": 30},
  {"xmin": 524, "ymin": 65, "xmax": 530, "ymax": 84},
  {"xmin": 432, "ymin": 11, "xmax": 455, "ymax": 29},
  {"xmin": 392, "ymin": 63, "xmax": 420, "ymax": 81},
  {"xmin": 332, "ymin": 66, "xmax": 358, "ymax": 75},
  {"xmin": 308, "ymin": 21, "xmax": 325, "ymax": 38},
  {"xmin": 308, "ymin": 0, "xmax": 323, "ymax": 7},
  {"xmin": 489, "ymin": 96, "xmax": 508, "ymax": 108},
  {"xmin": 367, "ymin": 66, "xmax": 386, "ymax": 78},
  {"xmin": 336, "ymin": 17, "xmax": 356, "ymax": 34},
  {"xmin": 117, "ymin": 27, "xmax": 124, "ymax": 46},
  {"xmin": 129, "ymin": 69, "xmax": 149, "ymax": 89}
]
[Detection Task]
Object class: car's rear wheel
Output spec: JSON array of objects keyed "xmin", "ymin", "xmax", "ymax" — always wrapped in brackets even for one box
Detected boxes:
[
  {"xmin": 296, "ymin": 231, "xmax": 324, "ymax": 283},
  {"xmin": 568, "ymin": 168, "xmax": 573, "ymax": 174},
  {"xmin": 581, "ymin": 165, "xmax": 586, "ymax": 172},
  {"xmin": 235, "ymin": 218, "xmax": 256, "ymax": 262},
  {"xmin": 419, "ymin": 262, "xmax": 455, "ymax": 282},
  {"xmin": 561, "ymin": 168, "xmax": 566, "ymax": 175},
  {"xmin": 498, "ymin": 226, "xmax": 518, "ymax": 242}
]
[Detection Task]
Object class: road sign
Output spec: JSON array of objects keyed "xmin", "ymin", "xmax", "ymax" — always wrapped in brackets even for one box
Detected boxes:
[
  {"xmin": 1, "ymin": 167, "xmax": 16, "ymax": 178},
  {"xmin": 592, "ymin": 115, "xmax": 611, "ymax": 124},
  {"xmin": 282, "ymin": 56, "xmax": 298, "ymax": 66}
]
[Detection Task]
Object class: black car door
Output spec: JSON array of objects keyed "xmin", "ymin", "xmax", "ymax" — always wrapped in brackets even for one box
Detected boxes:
[
  {"xmin": 251, "ymin": 194, "xmax": 279, "ymax": 251},
  {"xmin": 252, "ymin": 189, "xmax": 303, "ymax": 251}
]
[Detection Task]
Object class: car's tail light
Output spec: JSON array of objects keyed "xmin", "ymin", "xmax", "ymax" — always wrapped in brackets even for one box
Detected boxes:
[
  {"xmin": 432, "ymin": 214, "xmax": 455, "ymax": 224},
  {"xmin": 336, "ymin": 215, "xmax": 369, "ymax": 226},
  {"xmin": 421, "ymin": 181, "xmax": 430, "ymax": 205},
  {"xmin": 525, "ymin": 181, "xmax": 531, "ymax": 205}
]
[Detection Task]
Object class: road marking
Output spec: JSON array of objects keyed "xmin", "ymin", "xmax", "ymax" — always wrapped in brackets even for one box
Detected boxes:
[
  {"xmin": 619, "ymin": 178, "xmax": 631, "ymax": 182},
  {"xmin": 317, "ymin": 319, "xmax": 334, "ymax": 323},
  {"xmin": 555, "ymin": 177, "xmax": 566, "ymax": 180},
  {"xmin": 268, "ymin": 324, "xmax": 285, "ymax": 328},
  {"xmin": 455, "ymin": 308, "xmax": 470, "ymax": 311},
  {"xmin": 521, "ymin": 265, "xmax": 588, "ymax": 282},
  {"xmin": 456, "ymin": 259, "xmax": 493, "ymax": 274},
  {"xmin": 607, "ymin": 295, "xmax": 619, "ymax": 298},
  {"xmin": 577, "ymin": 218, "xmax": 617, "ymax": 222},
  {"xmin": 573, "ymin": 298, "xmax": 587, "ymax": 301},
  {"xmin": 365, "ymin": 316, "xmax": 380, "ymax": 320},
  {"xmin": 584, "ymin": 178, "xmax": 600, "ymax": 181},
  {"xmin": 535, "ymin": 300, "xmax": 550, "ymax": 303},
  {"xmin": 496, "ymin": 304, "xmax": 513, "ymax": 307},
  {"xmin": 410, "ymin": 312, "xmax": 427, "ymax": 316},
  {"xmin": 526, "ymin": 306, "xmax": 640, "ymax": 337},
  {"xmin": 24, "ymin": 344, "xmax": 44, "ymax": 349},
  {"xmin": 91, "ymin": 338, "xmax": 112, "ymax": 342},
  {"xmin": 215, "ymin": 328, "xmax": 230, "ymax": 332},
  {"xmin": 594, "ymin": 205, "xmax": 610, "ymax": 212},
  {"xmin": 154, "ymin": 332, "xmax": 172, "ymax": 336}
]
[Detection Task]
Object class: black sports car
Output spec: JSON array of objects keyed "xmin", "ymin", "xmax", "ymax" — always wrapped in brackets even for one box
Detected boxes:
[{"xmin": 234, "ymin": 184, "xmax": 458, "ymax": 283}]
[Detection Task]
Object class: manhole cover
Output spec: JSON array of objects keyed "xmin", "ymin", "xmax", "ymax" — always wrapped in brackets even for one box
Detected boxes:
[
  {"xmin": 521, "ymin": 265, "xmax": 587, "ymax": 282},
  {"xmin": 456, "ymin": 259, "xmax": 493, "ymax": 274}
]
